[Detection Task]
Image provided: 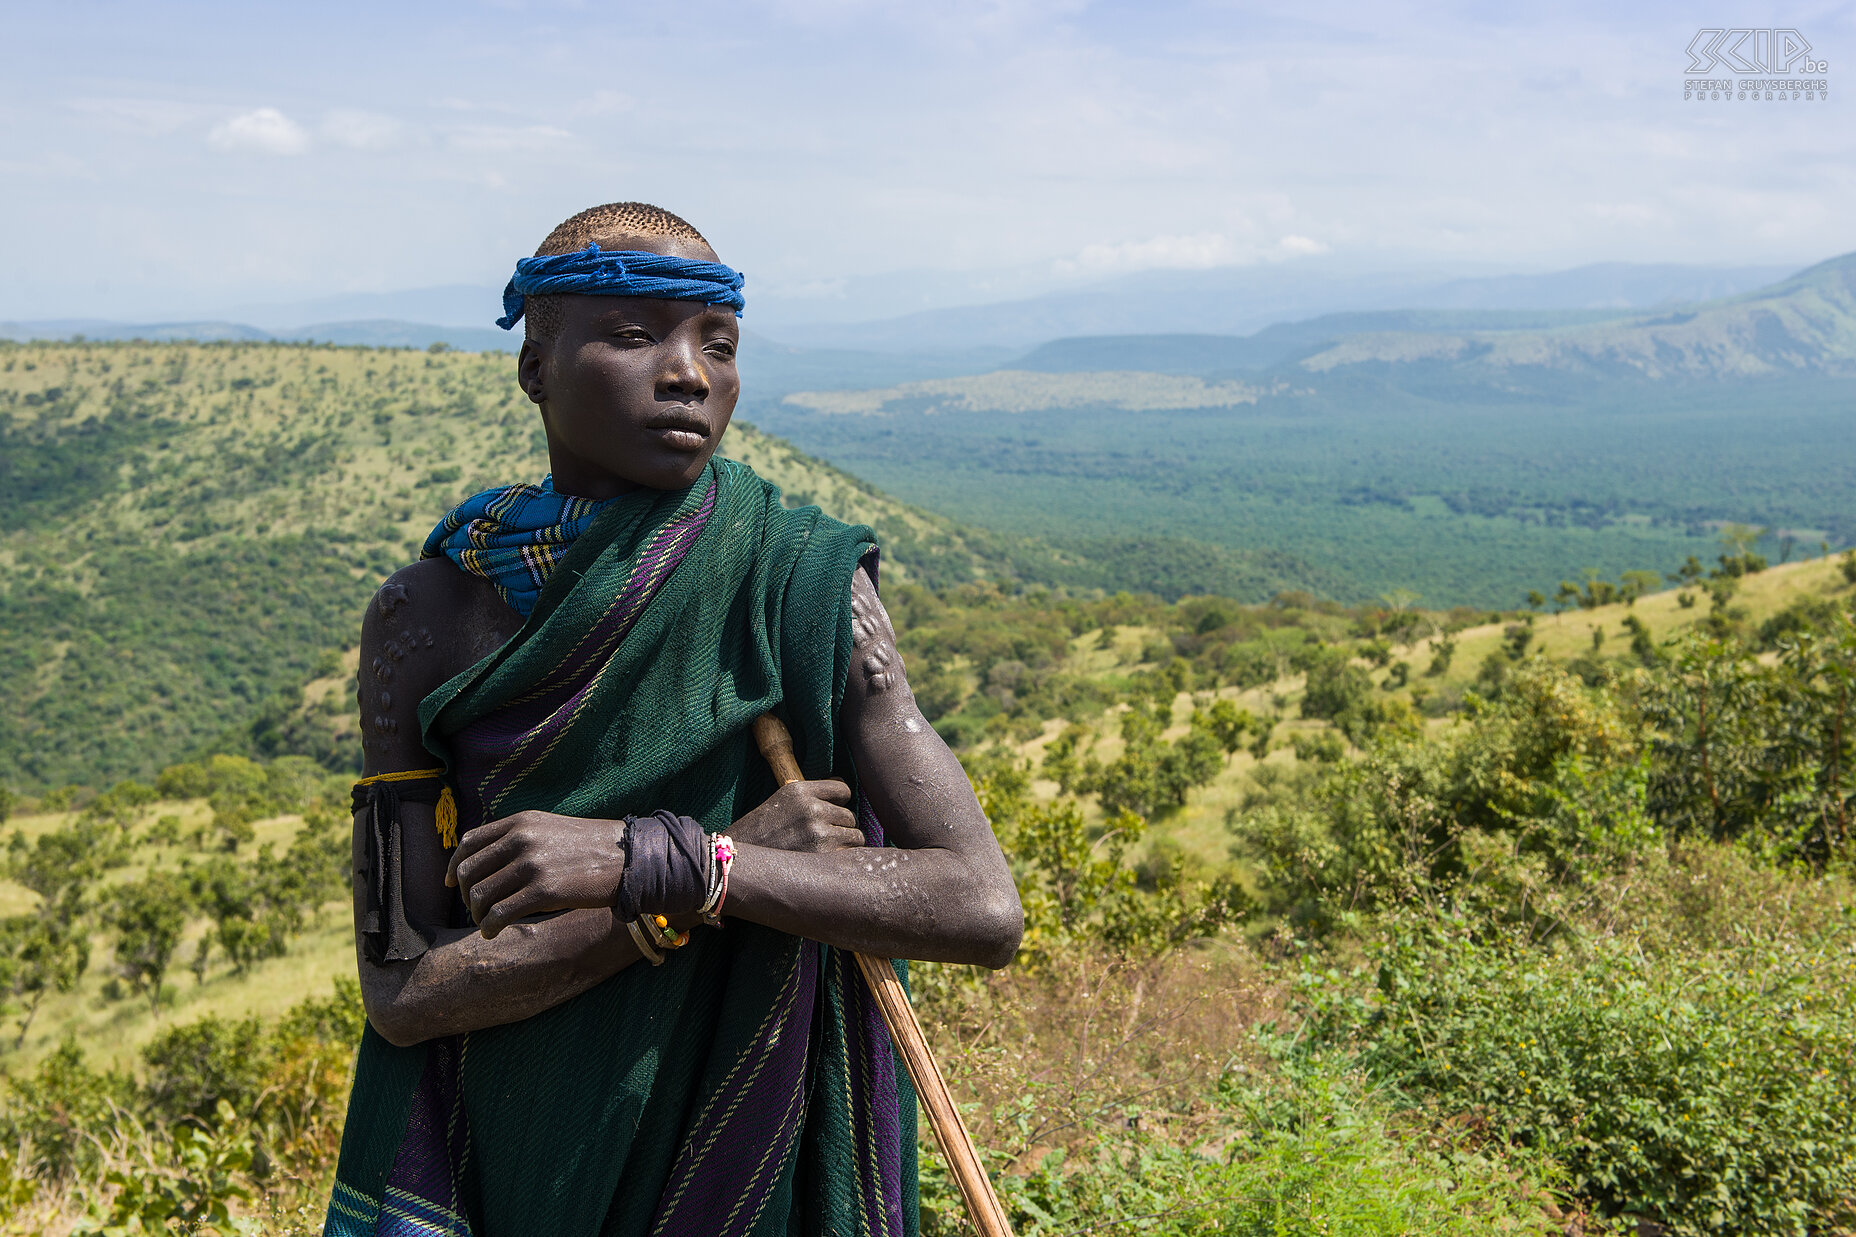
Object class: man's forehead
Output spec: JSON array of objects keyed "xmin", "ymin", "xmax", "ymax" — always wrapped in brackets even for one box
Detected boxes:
[{"xmin": 563, "ymin": 231, "xmax": 720, "ymax": 265}]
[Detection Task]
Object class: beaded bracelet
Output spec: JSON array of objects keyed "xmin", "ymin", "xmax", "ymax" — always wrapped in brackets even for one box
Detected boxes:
[
  {"xmin": 641, "ymin": 913, "xmax": 689, "ymax": 951},
  {"xmin": 700, "ymin": 834, "xmax": 735, "ymax": 926}
]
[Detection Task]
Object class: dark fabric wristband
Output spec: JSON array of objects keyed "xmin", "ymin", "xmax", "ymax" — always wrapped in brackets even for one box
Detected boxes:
[{"xmin": 614, "ymin": 809, "xmax": 710, "ymax": 920}]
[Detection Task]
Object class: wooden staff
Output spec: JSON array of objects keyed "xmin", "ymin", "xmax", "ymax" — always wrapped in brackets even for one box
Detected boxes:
[{"xmin": 751, "ymin": 714, "xmax": 1015, "ymax": 1237}]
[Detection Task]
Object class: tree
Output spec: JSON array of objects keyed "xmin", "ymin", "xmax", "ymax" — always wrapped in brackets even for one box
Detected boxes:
[
  {"xmin": 2, "ymin": 820, "xmax": 106, "ymax": 1046},
  {"xmin": 1717, "ymin": 522, "xmax": 1764, "ymax": 560},
  {"xmin": 1578, "ymin": 569, "xmax": 1617, "ymax": 609},
  {"xmin": 1302, "ymin": 649, "xmax": 1374, "ymax": 722},
  {"xmin": 0, "ymin": 914, "xmax": 89, "ymax": 1048},
  {"xmin": 1193, "ymin": 699, "xmax": 1255, "ymax": 755},
  {"xmin": 1525, "ymin": 590, "xmax": 1546, "ymax": 613},
  {"xmin": 1426, "ymin": 635, "xmax": 1457, "ymax": 678},
  {"xmin": 1619, "ymin": 570, "xmax": 1662, "ymax": 606},
  {"xmin": 106, "ymin": 872, "xmax": 190, "ymax": 1014},
  {"xmin": 1080, "ymin": 703, "xmax": 1228, "ymax": 819}
]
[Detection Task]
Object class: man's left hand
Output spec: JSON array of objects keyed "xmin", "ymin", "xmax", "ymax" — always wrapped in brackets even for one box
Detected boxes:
[{"xmin": 447, "ymin": 811, "xmax": 626, "ymax": 938}]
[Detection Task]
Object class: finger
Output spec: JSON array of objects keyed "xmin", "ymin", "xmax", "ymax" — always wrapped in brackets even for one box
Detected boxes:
[
  {"xmin": 478, "ymin": 889, "xmax": 542, "ymax": 939},
  {"xmin": 818, "ymin": 803, "xmax": 858, "ymax": 831},
  {"xmin": 823, "ymin": 825, "xmax": 867, "ymax": 850},
  {"xmin": 447, "ymin": 816, "xmax": 516, "ymax": 887},
  {"xmin": 801, "ymin": 779, "xmax": 853, "ymax": 805},
  {"xmin": 465, "ymin": 864, "xmax": 527, "ymax": 926},
  {"xmin": 453, "ymin": 833, "xmax": 522, "ymax": 898}
]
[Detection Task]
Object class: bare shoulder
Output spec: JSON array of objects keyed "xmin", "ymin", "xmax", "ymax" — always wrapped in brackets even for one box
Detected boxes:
[{"xmin": 358, "ymin": 559, "xmax": 523, "ymax": 772}]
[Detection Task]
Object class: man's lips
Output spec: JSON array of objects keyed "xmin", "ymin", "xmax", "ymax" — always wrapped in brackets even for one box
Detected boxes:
[{"xmin": 645, "ymin": 410, "xmax": 710, "ymax": 451}]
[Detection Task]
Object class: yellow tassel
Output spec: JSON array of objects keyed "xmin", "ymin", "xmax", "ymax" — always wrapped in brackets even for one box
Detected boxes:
[
  {"xmin": 436, "ymin": 787, "xmax": 459, "ymax": 850},
  {"xmin": 354, "ymin": 769, "xmax": 458, "ymax": 849}
]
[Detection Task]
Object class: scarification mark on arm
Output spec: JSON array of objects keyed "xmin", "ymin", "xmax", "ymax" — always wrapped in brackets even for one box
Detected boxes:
[{"xmin": 849, "ymin": 566, "xmax": 907, "ymax": 697}]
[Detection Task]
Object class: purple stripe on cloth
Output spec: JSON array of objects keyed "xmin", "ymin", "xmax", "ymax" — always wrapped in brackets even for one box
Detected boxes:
[
  {"xmin": 375, "ymin": 1036, "xmax": 471, "ymax": 1237},
  {"xmin": 848, "ymin": 787, "xmax": 907, "ymax": 1236},
  {"xmin": 649, "ymin": 942, "xmax": 820, "ymax": 1237}
]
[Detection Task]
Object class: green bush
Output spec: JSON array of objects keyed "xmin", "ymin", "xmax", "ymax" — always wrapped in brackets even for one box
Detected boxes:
[
  {"xmin": 0, "ymin": 1040, "xmax": 136, "ymax": 1179},
  {"xmin": 1638, "ymin": 620, "xmax": 1856, "ymax": 862},
  {"xmin": 141, "ymin": 1016, "xmax": 270, "ymax": 1125},
  {"xmin": 1234, "ymin": 663, "xmax": 1649, "ymax": 928},
  {"xmin": 1300, "ymin": 913, "xmax": 1856, "ymax": 1236},
  {"xmin": 922, "ymin": 1056, "xmax": 1558, "ymax": 1237}
]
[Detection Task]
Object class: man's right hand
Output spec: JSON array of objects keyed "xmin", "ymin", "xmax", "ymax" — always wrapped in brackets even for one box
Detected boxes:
[{"xmin": 730, "ymin": 779, "xmax": 864, "ymax": 853}]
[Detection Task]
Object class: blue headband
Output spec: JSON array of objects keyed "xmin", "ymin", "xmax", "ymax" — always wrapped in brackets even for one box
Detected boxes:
[{"xmin": 496, "ymin": 244, "xmax": 747, "ymax": 329}]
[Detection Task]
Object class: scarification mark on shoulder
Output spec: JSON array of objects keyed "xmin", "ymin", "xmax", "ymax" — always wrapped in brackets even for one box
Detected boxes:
[{"xmin": 849, "ymin": 568, "xmax": 905, "ymax": 695}]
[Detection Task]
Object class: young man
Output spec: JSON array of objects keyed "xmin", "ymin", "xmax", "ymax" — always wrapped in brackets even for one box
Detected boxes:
[{"xmin": 327, "ymin": 203, "xmax": 1023, "ymax": 1237}]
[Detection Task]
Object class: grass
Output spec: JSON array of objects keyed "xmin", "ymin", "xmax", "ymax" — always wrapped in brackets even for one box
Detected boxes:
[{"xmin": 0, "ymin": 803, "xmax": 351, "ymax": 1072}]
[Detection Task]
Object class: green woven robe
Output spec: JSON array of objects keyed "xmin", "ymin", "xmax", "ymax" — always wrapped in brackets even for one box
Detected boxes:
[{"xmin": 325, "ymin": 458, "xmax": 918, "ymax": 1237}]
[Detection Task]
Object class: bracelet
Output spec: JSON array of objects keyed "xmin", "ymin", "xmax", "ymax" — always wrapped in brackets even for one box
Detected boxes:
[
  {"xmin": 700, "ymin": 834, "xmax": 735, "ymax": 926},
  {"xmin": 641, "ymin": 913, "xmax": 689, "ymax": 951},
  {"xmin": 625, "ymin": 917, "xmax": 665, "ymax": 966}
]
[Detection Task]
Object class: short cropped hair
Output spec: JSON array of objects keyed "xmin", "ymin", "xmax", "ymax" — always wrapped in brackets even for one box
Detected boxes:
[{"xmin": 524, "ymin": 203, "xmax": 711, "ymax": 343}]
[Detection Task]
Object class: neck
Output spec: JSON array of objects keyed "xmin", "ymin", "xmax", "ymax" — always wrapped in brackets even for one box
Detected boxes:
[{"xmin": 546, "ymin": 461, "xmax": 643, "ymax": 501}]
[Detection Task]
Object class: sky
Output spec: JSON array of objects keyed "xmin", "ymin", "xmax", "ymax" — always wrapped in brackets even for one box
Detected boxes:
[{"xmin": 1, "ymin": 0, "xmax": 1851, "ymax": 326}]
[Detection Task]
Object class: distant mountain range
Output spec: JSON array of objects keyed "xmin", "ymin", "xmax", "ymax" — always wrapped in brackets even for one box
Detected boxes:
[
  {"xmin": 1293, "ymin": 253, "xmax": 1856, "ymax": 382},
  {"xmin": 2, "ymin": 257, "xmax": 1804, "ymax": 368},
  {"xmin": 765, "ymin": 261, "xmax": 1799, "ymax": 352},
  {"xmin": 827, "ymin": 252, "xmax": 1856, "ymax": 400}
]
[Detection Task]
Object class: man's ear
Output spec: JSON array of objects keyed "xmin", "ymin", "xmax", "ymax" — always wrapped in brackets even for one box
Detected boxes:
[{"xmin": 516, "ymin": 339, "xmax": 547, "ymax": 406}]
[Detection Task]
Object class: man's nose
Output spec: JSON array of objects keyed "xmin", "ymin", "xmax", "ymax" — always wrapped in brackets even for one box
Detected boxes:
[{"xmin": 658, "ymin": 339, "xmax": 711, "ymax": 400}]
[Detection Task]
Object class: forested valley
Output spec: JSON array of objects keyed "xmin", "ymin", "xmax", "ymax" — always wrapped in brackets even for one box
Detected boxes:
[{"xmin": 0, "ymin": 340, "xmax": 1852, "ymax": 1235}]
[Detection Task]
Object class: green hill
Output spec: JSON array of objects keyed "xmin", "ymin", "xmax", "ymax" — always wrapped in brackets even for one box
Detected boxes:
[
  {"xmin": 0, "ymin": 340, "xmax": 1333, "ymax": 791},
  {"xmin": 0, "ymin": 341, "xmax": 1012, "ymax": 790},
  {"xmin": 1, "ymin": 541, "xmax": 1850, "ymax": 1237}
]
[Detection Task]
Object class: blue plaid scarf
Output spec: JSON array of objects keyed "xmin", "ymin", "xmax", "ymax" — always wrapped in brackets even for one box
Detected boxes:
[{"xmin": 422, "ymin": 478, "xmax": 616, "ymax": 617}]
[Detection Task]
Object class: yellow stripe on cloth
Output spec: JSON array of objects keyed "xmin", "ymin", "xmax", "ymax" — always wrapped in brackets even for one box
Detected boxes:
[{"xmin": 353, "ymin": 769, "xmax": 460, "ymax": 849}]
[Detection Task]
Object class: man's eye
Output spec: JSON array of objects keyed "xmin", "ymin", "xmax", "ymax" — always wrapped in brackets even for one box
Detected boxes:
[
  {"xmin": 705, "ymin": 340, "xmax": 737, "ymax": 360},
  {"xmin": 612, "ymin": 327, "xmax": 654, "ymax": 344}
]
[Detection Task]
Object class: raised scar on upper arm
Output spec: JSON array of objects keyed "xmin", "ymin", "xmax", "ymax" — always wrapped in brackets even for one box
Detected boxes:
[
  {"xmin": 850, "ymin": 574, "xmax": 904, "ymax": 695},
  {"xmin": 362, "ymin": 578, "xmax": 442, "ymax": 745},
  {"xmin": 377, "ymin": 582, "xmax": 411, "ymax": 617}
]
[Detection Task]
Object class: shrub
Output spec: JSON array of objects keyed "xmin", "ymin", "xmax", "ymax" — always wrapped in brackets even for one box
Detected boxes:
[
  {"xmin": 0, "ymin": 1041, "xmax": 135, "ymax": 1180},
  {"xmin": 1300, "ymin": 912, "xmax": 1856, "ymax": 1236},
  {"xmin": 1233, "ymin": 664, "xmax": 1649, "ymax": 929},
  {"xmin": 141, "ymin": 1016, "xmax": 271, "ymax": 1125}
]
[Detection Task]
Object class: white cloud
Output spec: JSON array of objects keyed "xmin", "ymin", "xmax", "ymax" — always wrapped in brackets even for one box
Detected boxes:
[
  {"xmin": 208, "ymin": 108, "xmax": 309, "ymax": 155},
  {"xmin": 571, "ymin": 89, "xmax": 636, "ymax": 117},
  {"xmin": 1054, "ymin": 232, "xmax": 1238, "ymax": 275},
  {"xmin": 445, "ymin": 124, "xmax": 572, "ymax": 153},
  {"xmin": 321, "ymin": 109, "xmax": 406, "ymax": 151},
  {"xmin": 1051, "ymin": 230, "xmax": 1331, "ymax": 278}
]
